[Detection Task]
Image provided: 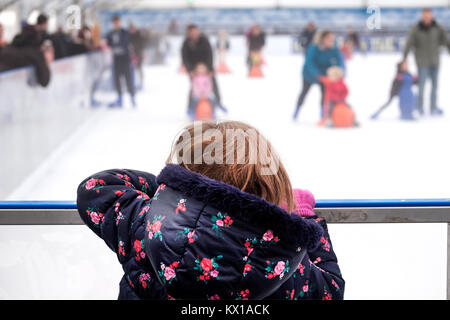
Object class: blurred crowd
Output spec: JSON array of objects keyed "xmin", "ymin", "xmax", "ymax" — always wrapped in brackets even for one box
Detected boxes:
[{"xmin": 0, "ymin": 13, "xmax": 164, "ymax": 88}]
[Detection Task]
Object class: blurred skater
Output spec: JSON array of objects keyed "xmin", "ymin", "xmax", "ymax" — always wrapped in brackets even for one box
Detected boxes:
[
  {"xmin": 182, "ymin": 24, "xmax": 226, "ymax": 116},
  {"xmin": 216, "ymin": 29, "xmax": 230, "ymax": 73},
  {"xmin": 403, "ymin": 8, "xmax": 450, "ymax": 116},
  {"xmin": 293, "ymin": 30, "xmax": 345, "ymax": 121},
  {"xmin": 319, "ymin": 66, "xmax": 357, "ymax": 127},
  {"xmin": 129, "ymin": 24, "xmax": 146, "ymax": 90},
  {"xmin": 298, "ymin": 22, "xmax": 317, "ymax": 54},
  {"xmin": 107, "ymin": 15, "xmax": 136, "ymax": 108},
  {"xmin": 188, "ymin": 63, "xmax": 217, "ymax": 120},
  {"xmin": 246, "ymin": 25, "xmax": 266, "ymax": 73},
  {"xmin": 371, "ymin": 60, "xmax": 418, "ymax": 121}
]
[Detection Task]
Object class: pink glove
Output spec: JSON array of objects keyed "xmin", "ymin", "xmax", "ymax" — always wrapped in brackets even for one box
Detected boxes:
[{"xmin": 293, "ymin": 189, "xmax": 316, "ymax": 217}]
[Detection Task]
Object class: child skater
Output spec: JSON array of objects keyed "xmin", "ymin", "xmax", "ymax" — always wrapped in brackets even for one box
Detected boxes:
[
  {"xmin": 319, "ymin": 66, "xmax": 357, "ymax": 127},
  {"xmin": 77, "ymin": 120, "xmax": 345, "ymax": 300},
  {"xmin": 188, "ymin": 63, "xmax": 226, "ymax": 120},
  {"xmin": 371, "ymin": 60, "xmax": 418, "ymax": 120}
]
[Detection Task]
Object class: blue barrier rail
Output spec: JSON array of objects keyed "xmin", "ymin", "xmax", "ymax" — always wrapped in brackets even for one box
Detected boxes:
[{"xmin": 1, "ymin": 199, "xmax": 450, "ymax": 210}]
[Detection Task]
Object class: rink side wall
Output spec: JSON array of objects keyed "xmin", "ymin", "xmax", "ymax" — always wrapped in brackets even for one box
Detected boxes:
[{"xmin": 0, "ymin": 52, "xmax": 108, "ymax": 199}]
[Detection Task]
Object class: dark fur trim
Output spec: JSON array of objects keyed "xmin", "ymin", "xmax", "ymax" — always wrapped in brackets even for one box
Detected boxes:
[{"xmin": 156, "ymin": 164, "xmax": 323, "ymax": 250}]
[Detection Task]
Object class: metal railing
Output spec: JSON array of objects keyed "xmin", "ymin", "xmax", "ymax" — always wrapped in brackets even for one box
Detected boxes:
[{"xmin": 0, "ymin": 199, "xmax": 449, "ymax": 299}]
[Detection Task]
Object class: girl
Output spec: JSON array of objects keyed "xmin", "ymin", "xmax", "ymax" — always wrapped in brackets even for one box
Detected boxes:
[
  {"xmin": 77, "ymin": 121, "xmax": 344, "ymax": 300},
  {"xmin": 319, "ymin": 66, "xmax": 357, "ymax": 127},
  {"xmin": 293, "ymin": 30, "xmax": 345, "ymax": 121},
  {"xmin": 188, "ymin": 63, "xmax": 217, "ymax": 120},
  {"xmin": 371, "ymin": 60, "xmax": 418, "ymax": 120}
]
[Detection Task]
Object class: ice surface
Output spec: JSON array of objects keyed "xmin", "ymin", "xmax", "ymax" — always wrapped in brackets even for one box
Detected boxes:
[{"xmin": 7, "ymin": 41, "xmax": 450, "ymax": 200}]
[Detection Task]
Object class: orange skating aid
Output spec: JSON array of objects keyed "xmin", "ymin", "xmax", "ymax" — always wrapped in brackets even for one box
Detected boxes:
[
  {"xmin": 216, "ymin": 62, "xmax": 230, "ymax": 74},
  {"xmin": 195, "ymin": 98, "xmax": 214, "ymax": 120},
  {"xmin": 249, "ymin": 65, "xmax": 263, "ymax": 78},
  {"xmin": 179, "ymin": 64, "xmax": 187, "ymax": 74},
  {"xmin": 331, "ymin": 103, "xmax": 355, "ymax": 128}
]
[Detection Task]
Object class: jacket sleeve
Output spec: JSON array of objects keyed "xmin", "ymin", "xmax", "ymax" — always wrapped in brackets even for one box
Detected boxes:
[
  {"xmin": 181, "ymin": 40, "xmax": 193, "ymax": 72},
  {"xmin": 303, "ymin": 45, "xmax": 320, "ymax": 81},
  {"xmin": 403, "ymin": 27, "xmax": 416, "ymax": 59},
  {"xmin": 296, "ymin": 216, "xmax": 345, "ymax": 300},
  {"xmin": 439, "ymin": 26, "xmax": 450, "ymax": 52},
  {"xmin": 33, "ymin": 51, "xmax": 50, "ymax": 87},
  {"xmin": 76, "ymin": 169, "xmax": 158, "ymax": 260}
]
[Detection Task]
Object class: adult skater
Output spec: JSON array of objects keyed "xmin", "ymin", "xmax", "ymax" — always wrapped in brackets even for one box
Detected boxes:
[
  {"xmin": 107, "ymin": 15, "xmax": 136, "ymax": 108},
  {"xmin": 181, "ymin": 24, "xmax": 225, "ymax": 115},
  {"xmin": 76, "ymin": 120, "xmax": 344, "ymax": 300},
  {"xmin": 247, "ymin": 24, "xmax": 266, "ymax": 72},
  {"xmin": 298, "ymin": 22, "xmax": 317, "ymax": 53},
  {"xmin": 129, "ymin": 24, "xmax": 146, "ymax": 90},
  {"xmin": 293, "ymin": 30, "xmax": 345, "ymax": 121},
  {"xmin": 403, "ymin": 8, "xmax": 450, "ymax": 116}
]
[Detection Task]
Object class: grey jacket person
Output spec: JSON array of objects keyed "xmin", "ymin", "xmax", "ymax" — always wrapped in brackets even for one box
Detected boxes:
[{"xmin": 403, "ymin": 20, "xmax": 450, "ymax": 67}]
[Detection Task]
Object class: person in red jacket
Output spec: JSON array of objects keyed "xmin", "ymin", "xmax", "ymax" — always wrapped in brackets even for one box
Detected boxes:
[{"xmin": 318, "ymin": 66, "xmax": 349, "ymax": 126}]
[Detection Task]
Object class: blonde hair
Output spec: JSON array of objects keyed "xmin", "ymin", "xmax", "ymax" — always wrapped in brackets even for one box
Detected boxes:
[
  {"xmin": 327, "ymin": 66, "xmax": 344, "ymax": 80},
  {"xmin": 166, "ymin": 121, "xmax": 295, "ymax": 212}
]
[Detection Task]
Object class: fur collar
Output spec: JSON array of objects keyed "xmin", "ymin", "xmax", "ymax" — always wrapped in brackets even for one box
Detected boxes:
[{"xmin": 156, "ymin": 164, "xmax": 323, "ymax": 250}]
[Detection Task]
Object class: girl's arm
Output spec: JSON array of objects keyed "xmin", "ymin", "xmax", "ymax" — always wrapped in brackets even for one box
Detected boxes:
[
  {"xmin": 289, "ymin": 190, "xmax": 345, "ymax": 300},
  {"xmin": 76, "ymin": 169, "xmax": 158, "ymax": 260}
]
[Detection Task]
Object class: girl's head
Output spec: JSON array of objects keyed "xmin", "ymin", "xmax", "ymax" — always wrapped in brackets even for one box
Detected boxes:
[
  {"xmin": 319, "ymin": 30, "xmax": 335, "ymax": 49},
  {"xmin": 194, "ymin": 63, "xmax": 210, "ymax": 76},
  {"xmin": 327, "ymin": 66, "xmax": 344, "ymax": 81},
  {"xmin": 397, "ymin": 60, "xmax": 408, "ymax": 73},
  {"xmin": 166, "ymin": 121, "xmax": 295, "ymax": 212}
]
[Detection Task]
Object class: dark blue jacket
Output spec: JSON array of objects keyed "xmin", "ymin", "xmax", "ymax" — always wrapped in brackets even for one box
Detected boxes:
[
  {"xmin": 303, "ymin": 44, "xmax": 345, "ymax": 84},
  {"xmin": 77, "ymin": 164, "xmax": 345, "ymax": 300},
  {"xmin": 107, "ymin": 28, "xmax": 131, "ymax": 63}
]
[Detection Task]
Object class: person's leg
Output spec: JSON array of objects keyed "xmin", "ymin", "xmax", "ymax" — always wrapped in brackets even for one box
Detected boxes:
[
  {"xmin": 430, "ymin": 65, "xmax": 441, "ymax": 114},
  {"xmin": 293, "ymin": 80, "xmax": 313, "ymax": 119},
  {"xmin": 319, "ymin": 82, "xmax": 325, "ymax": 119},
  {"xmin": 417, "ymin": 66, "xmax": 428, "ymax": 115},
  {"xmin": 109, "ymin": 62, "xmax": 123, "ymax": 107},
  {"xmin": 187, "ymin": 77, "xmax": 194, "ymax": 115},
  {"xmin": 211, "ymin": 74, "xmax": 222, "ymax": 106},
  {"xmin": 124, "ymin": 62, "xmax": 137, "ymax": 107}
]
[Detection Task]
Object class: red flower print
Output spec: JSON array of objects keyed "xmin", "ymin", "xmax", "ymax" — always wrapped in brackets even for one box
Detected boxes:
[
  {"xmin": 244, "ymin": 264, "xmax": 252, "ymax": 272},
  {"xmin": 262, "ymin": 230, "xmax": 274, "ymax": 242},
  {"xmin": 200, "ymin": 258, "xmax": 213, "ymax": 272},
  {"xmin": 164, "ymin": 267, "xmax": 176, "ymax": 281},
  {"xmin": 210, "ymin": 270, "xmax": 219, "ymax": 278},
  {"xmin": 98, "ymin": 179, "xmax": 105, "ymax": 185},
  {"xmin": 216, "ymin": 219, "xmax": 224, "ymax": 227},
  {"xmin": 115, "ymin": 190, "xmax": 125, "ymax": 197},
  {"xmin": 85, "ymin": 178, "xmax": 97, "ymax": 190},
  {"xmin": 274, "ymin": 261, "xmax": 285, "ymax": 275},
  {"xmin": 134, "ymin": 240, "xmax": 141, "ymax": 252},
  {"xmin": 152, "ymin": 220, "xmax": 162, "ymax": 233}
]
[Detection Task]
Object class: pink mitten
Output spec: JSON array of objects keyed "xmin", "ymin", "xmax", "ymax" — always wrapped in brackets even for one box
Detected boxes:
[{"xmin": 293, "ymin": 189, "xmax": 316, "ymax": 217}]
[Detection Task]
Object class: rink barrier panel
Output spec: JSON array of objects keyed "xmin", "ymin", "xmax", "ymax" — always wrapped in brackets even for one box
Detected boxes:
[{"xmin": 0, "ymin": 199, "xmax": 449, "ymax": 300}]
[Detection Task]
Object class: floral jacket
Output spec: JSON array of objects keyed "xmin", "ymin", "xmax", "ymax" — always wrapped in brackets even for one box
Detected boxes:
[{"xmin": 76, "ymin": 164, "xmax": 344, "ymax": 300}]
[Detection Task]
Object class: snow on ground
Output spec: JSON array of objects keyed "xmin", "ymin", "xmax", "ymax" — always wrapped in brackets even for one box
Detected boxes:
[{"xmin": 2, "ymin": 37, "xmax": 449, "ymax": 299}]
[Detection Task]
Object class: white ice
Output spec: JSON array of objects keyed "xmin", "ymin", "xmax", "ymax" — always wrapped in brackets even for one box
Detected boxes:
[{"xmin": 2, "ymin": 36, "xmax": 449, "ymax": 299}]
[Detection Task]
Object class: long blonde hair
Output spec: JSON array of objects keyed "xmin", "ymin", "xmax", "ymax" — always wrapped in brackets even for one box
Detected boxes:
[{"xmin": 166, "ymin": 121, "xmax": 295, "ymax": 212}]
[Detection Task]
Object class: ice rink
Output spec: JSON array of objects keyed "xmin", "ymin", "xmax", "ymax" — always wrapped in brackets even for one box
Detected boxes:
[
  {"xmin": 7, "ymin": 37, "xmax": 450, "ymax": 201},
  {"xmin": 2, "ymin": 36, "xmax": 449, "ymax": 299}
]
